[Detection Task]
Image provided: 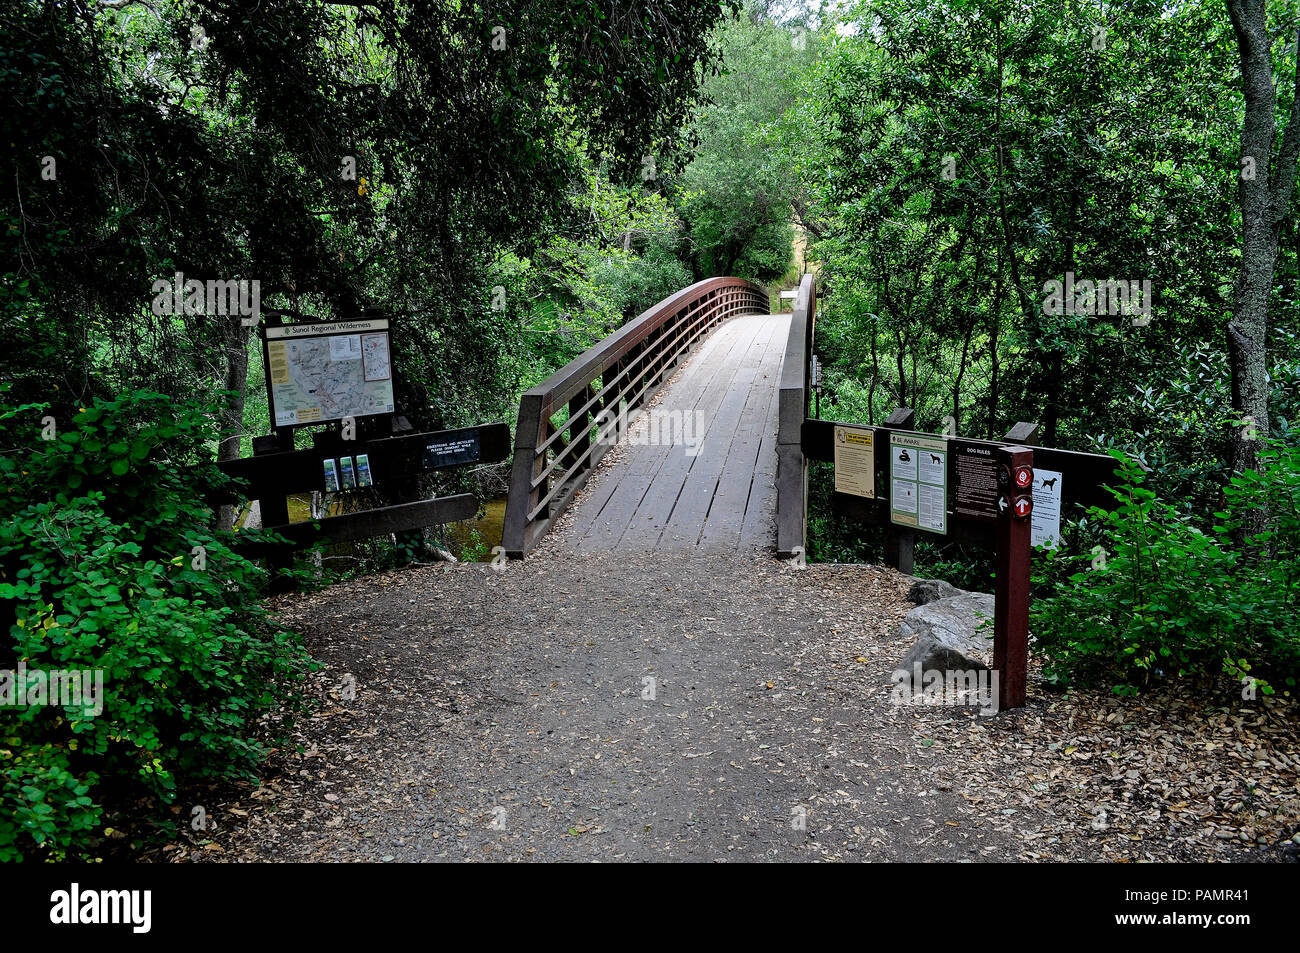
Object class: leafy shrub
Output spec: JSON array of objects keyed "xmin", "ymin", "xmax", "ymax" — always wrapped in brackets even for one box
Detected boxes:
[
  {"xmin": 1031, "ymin": 448, "xmax": 1300, "ymax": 695},
  {"xmin": 0, "ymin": 390, "xmax": 310, "ymax": 860},
  {"xmin": 587, "ymin": 240, "xmax": 693, "ymax": 322}
]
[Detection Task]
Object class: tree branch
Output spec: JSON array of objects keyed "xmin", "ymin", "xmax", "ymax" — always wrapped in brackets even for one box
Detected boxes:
[{"xmin": 1271, "ymin": 25, "xmax": 1300, "ymax": 226}]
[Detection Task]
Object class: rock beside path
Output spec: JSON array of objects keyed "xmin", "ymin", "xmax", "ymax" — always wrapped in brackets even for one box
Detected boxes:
[
  {"xmin": 896, "ymin": 589, "xmax": 995, "ymax": 679},
  {"xmin": 906, "ymin": 577, "xmax": 962, "ymax": 605}
]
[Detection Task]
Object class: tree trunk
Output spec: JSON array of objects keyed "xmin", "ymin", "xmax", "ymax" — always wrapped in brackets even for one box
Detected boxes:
[
  {"xmin": 868, "ymin": 308, "xmax": 880, "ymax": 425},
  {"xmin": 1044, "ymin": 198, "xmax": 1079, "ymax": 447},
  {"xmin": 1224, "ymin": 2, "xmax": 1300, "ymax": 541},
  {"xmin": 216, "ymin": 315, "xmax": 253, "ymax": 533},
  {"xmin": 952, "ymin": 233, "xmax": 984, "ymax": 433},
  {"xmin": 988, "ymin": 267, "xmax": 1002, "ymax": 441},
  {"xmin": 894, "ymin": 324, "xmax": 908, "ymax": 410},
  {"xmin": 993, "ymin": 14, "xmax": 1036, "ymax": 331}
]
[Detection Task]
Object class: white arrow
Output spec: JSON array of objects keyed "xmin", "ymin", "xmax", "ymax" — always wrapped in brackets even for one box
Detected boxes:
[{"xmin": 998, "ymin": 496, "xmax": 1008, "ymax": 513}]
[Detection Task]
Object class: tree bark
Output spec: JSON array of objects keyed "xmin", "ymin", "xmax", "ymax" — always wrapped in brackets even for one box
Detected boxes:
[
  {"xmin": 216, "ymin": 315, "xmax": 253, "ymax": 533},
  {"xmin": 1224, "ymin": 2, "xmax": 1300, "ymax": 540},
  {"xmin": 869, "ymin": 308, "xmax": 880, "ymax": 425},
  {"xmin": 953, "ymin": 288, "xmax": 978, "ymax": 431},
  {"xmin": 988, "ymin": 267, "xmax": 1002, "ymax": 441}
]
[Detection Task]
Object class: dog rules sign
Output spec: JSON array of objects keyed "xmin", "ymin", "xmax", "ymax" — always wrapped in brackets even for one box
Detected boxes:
[{"xmin": 1032, "ymin": 468, "xmax": 1063, "ymax": 548}]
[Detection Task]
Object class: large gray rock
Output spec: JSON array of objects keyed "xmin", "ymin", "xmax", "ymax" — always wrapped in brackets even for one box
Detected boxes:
[
  {"xmin": 896, "ymin": 591, "xmax": 996, "ymax": 679},
  {"xmin": 907, "ymin": 577, "xmax": 962, "ymax": 605}
]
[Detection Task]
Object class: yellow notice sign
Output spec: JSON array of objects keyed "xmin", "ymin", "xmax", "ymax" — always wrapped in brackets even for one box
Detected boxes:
[
  {"xmin": 833, "ymin": 425, "xmax": 875, "ymax": 498},
  {"xmin": 266, "ymin": 340, "xmax": 290, "ymax": 386}
]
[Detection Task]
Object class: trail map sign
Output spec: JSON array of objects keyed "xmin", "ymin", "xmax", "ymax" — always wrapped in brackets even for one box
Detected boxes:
[
  {"xmin": 890, "ymin": 433, "xmax": 948, "ymax": 534},
  {"xmin": 263, "ymin": 318, "xmax": 395, "ymax": 427},
  {"xmin": 832, "ymin": 425, "xmax": 875, "ymax": 498}
]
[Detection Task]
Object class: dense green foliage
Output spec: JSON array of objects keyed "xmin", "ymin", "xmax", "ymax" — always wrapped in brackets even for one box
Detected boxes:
[
  {"xmin": 498, "ymin": 168, "xmax": 695, "ymax": 397},
  {"xmin": 1032, "ymin": 447, "xmax": 1300, "ymax": 695},
  {"xmin": 671, "ymin": 9, "xmax": 808, "ymax": 282},
  {"xmin": 1, "ymin": 0, "xmax": 737, "ymax": 432},
  {"xmin": 795, "ymin": 0, "xmax": 1296, "ymax": 450},
  {"xmin": 0, "ymin": 391, "xmax": 311, "ymax": 860}
]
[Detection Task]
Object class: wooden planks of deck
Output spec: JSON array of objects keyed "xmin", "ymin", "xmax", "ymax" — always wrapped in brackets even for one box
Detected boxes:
[{"xmin": 556, "ymin": 312, "xmax": 790, "ymax": 553}]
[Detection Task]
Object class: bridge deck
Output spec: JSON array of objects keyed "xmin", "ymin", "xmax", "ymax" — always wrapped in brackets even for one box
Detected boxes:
[{"xmin": 556, "ymin": 312, "xmax": 790, "ymax": 553}]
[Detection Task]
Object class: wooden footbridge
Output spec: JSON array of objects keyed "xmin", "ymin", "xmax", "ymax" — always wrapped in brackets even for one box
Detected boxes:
[
  {"xmin": 501, "ymin": 272, "xmax": 1116, "ymax": 570},
  {"xmin": 502, "ymin": 276, "xmax": 812, "ymax": 558}
]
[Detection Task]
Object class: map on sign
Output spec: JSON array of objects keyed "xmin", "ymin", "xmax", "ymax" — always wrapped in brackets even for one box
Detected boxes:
[
  {"xmin": 362, "ymin": 333, "xmax": 390, "ymax": 381},
  {"xmin": 264, "ymin": 319, "xmax": 395, "ymax": 427}
]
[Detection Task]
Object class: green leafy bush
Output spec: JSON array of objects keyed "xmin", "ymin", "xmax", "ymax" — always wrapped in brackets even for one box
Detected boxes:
[
  {"xmin": 587, "ymin": 241, "xmax": 694, "ymax": 323},
  {"xmin": 0, "ymin": 391, "xmax": 310, "ymax": 860},
  {"xmin": 1032, "ymin": 448, "xmax": 1300, "ymax": 695}
]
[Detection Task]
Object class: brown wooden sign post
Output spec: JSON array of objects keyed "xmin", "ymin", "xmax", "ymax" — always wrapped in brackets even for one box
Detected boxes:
[{"xmin": 993, "ymin": 445, "xmax": 1034, "ymax": 710}]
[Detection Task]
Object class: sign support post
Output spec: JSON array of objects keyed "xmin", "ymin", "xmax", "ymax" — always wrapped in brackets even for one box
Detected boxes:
[
  {"xmin": 994, "ymin": 444, "xmax": 1034, "ymax": 710},
  {"xmin": 880, "ymin": 407, "xmax": 916, "ymax": 573}
]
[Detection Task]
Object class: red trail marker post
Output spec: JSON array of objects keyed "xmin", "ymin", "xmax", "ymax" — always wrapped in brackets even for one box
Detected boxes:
[{"xmin": 994, "ymin": 445, "xmax": 1034, "ymax": 710}]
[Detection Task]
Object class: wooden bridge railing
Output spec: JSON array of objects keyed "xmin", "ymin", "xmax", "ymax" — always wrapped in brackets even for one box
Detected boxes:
[
  {"xmin": 776, "ymin": 272, "xmax": 816, "ymax": 558},
  {"xmin": 502, "ymin": 276, "xmax": 769, "ymax": 557}
]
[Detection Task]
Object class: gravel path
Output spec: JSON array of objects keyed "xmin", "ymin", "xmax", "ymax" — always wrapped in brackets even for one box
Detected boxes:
[
  {"xmin": 191, "ymin": 554, "xmax": 1054, "ymax": 861},
  {"xmin": 171, "ymin": 549, "xmax": 1298, "ymax": 863}
]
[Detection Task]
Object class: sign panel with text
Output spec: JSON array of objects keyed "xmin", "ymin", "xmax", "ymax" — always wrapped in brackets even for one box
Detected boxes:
[
  {"xmin": 953, "ymin": 440, "xmax": 999, "ymax": 523},
  {"xmin": 263, "ymin": 318, "xmax": 395, "ymax": 428},
  {"xmin": 833, "ymin": 425, "xmax": 876, "ymax": 498},
  {"xmin": 889, "ymin": 432, "xmax": 948, "ymax": 534},
  {"xmin": 1031, "ymin": 468, "xmax": 1063, "ymax": 548}
]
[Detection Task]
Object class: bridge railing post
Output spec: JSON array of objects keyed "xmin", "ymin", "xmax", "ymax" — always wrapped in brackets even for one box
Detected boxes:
[
  {"xmin": 502, "ymin": 393, "xmax": 548, "ymax": 557},
  {"xmin": 604, "ymin": 360, "xmax": 625, "ymax": 439},
  {"xmin": 568, "ymin": 386, "xmax": 591, "ymax": 473},
  {"xmin": 776, "ymin": 273, "xmax": 815, "ymax": 558}
]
